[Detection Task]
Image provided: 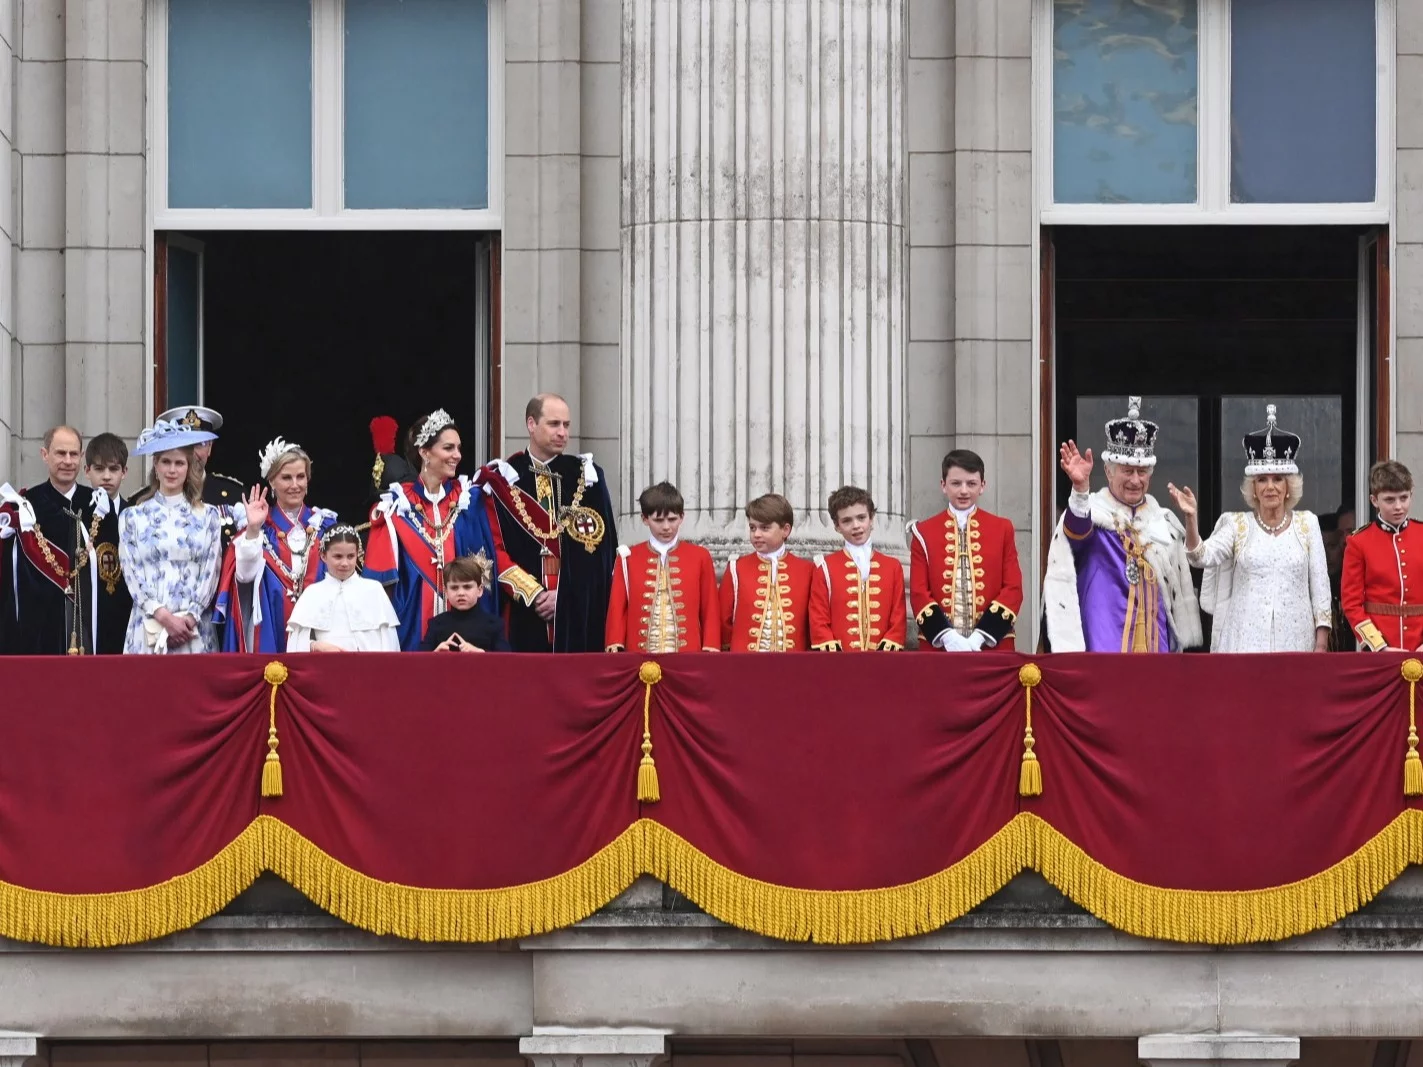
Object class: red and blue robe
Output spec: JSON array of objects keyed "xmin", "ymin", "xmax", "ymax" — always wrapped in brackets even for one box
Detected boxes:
[
  {"xmin": 365, "ymin": 478, "xmax": 499, "ymax": 652},
  {"xmin": 217, "ymin": 506, "xmax": 338, "ymax": 653}
]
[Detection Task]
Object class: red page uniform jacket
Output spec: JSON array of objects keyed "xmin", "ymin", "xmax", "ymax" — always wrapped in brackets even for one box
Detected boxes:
[
  {"xmin": 1342, "ymin": 516, "xmax": 1423, "ymax": 651},
  {"xmin": 808, "ymin": 548, "xmax": 907, "ymax": 651},
  {"xmin": 907, "ymin": 507, "xmax": 1023, "ymax": 648},
  {"xmin": 719, "ymin": 551, "xmax": 814, "ymax": 652},
  {"xmin": 606, "ymin": 540, "xmax": 720, "ymax": 653}
]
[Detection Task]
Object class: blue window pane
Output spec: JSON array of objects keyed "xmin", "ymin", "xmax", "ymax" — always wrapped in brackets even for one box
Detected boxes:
[
  {"xmin": 1231, "ymin": 0, "xmax": 1376, "ymax": 204},
  {"xmin": 168, "ymin": 0, "xmax": 313, "ymax": 209},
  {"xmin": 1053, "ymin": 0, "xmax": 1198, "ymax": 205},
  {"xmin": 166, "ymin": 246, "xmax": 201, "ymax": 408},
  {"xmin": 344, "ymin": 0, "xmax": 490, "ymax": 210}
]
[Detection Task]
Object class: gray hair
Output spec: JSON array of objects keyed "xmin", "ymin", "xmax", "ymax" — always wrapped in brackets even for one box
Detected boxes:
[{"xmin": 1241, "ymin": 473, "xmax": 1304, "ymax": 512}]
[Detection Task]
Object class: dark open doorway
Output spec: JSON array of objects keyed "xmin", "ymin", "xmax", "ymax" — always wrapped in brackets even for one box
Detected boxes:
[
  {"xmin": 1050, "ymin": 226, "xmax": 1378, "ymax": 526},
  {"xmin": 155, "ymin": 230, "xmax": 496, "ymax": 524}
]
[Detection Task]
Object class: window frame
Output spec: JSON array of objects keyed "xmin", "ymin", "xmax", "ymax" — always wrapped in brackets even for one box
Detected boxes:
[
  {"xmin": 149, "ymin": 0, "xmax": 504, "ymax": 230},
  {"xmin": 1033, "ymin": 0, "xmax": 1395, "ymax": 225}
]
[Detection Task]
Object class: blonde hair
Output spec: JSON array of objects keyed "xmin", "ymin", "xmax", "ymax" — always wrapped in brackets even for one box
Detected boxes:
[
  {"xmin": 1241, "ymin": 473, "xmax": 1304, "ymax": 512},
  {"xmin": 266, "ymin": 448, "xmax": 312, "ymax": 485},
  {"xmin": 147, "ymin": 446, "xmax": 204, "ymax": 506}
]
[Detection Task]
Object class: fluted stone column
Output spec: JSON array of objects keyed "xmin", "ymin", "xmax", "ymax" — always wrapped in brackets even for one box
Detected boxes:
[{"xmin": 621, "ymin": 0, "xmax": 906, "ymax": 556}]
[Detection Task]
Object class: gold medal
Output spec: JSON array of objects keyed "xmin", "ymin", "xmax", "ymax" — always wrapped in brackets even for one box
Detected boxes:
[{"xmin": 560, "ymin": 505, "xmax": 606, "ymax": 553}]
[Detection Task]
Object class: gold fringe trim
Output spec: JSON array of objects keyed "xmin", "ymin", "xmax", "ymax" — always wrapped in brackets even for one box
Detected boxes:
[
  {"xmin": 4, "ymin": 813, "xmax": 1423, "ymax": 947},
  {"xmin": 0, "ymin": 820, "xmax": 269, "ymax": 948}
]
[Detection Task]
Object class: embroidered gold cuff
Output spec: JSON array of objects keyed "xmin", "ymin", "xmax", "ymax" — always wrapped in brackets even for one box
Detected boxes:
[
  {"xmin": 605, "ymin": 644, "xmax": 626, "ymax": 653},
  {"xmin": 812, "ymin": 640, "xmax": 843, "ymax": 652},
  {"xmin": 915, "ymin": 603, "xmax": 936, "ymax": 624},
  {"xmin": 877, "ymin": 640, "xmax": 904, "ymax": 651},
  {"xmin": 1355, "ymin": 620, "xmax": 1388, "ymax": 652},
  {"xmin": 989, "ymin": 600, "xmax": 1018, "ymax": 623},
  {"xmin": 499, "ymin": 565, "xmax": 544, "ymax": 606}
]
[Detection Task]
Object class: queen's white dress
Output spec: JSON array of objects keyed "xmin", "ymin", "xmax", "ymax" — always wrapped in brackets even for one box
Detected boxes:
[
  {"xmin": 1187, "ymin": 510, "xmax": 1331, "ymax": 653},
  {"xmin": 118, "ymin": 493, "xmax": 224, "ymax": 654}
]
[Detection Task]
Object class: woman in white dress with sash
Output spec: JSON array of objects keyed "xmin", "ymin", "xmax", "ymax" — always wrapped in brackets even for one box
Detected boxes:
[{"xmin": 1167, "ymin": 405, "xmax": 1331, "ymax": 653}]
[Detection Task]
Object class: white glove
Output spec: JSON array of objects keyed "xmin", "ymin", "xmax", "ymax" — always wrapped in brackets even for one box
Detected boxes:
[
  {"xmin": 967, "ymin": 631, "xmax": 988, "ymax": 651},
  {"xmin": 934, "ymin": 630, "xmax": 973, "ymax": 652}
]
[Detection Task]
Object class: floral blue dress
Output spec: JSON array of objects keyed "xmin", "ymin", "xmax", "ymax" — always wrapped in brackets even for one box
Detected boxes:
[{"xmin": 118, "ymin": 494, "xmax": 225, "ymax": 654}]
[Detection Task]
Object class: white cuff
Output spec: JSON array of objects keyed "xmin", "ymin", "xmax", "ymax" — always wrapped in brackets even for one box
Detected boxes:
[{"xmin": 1068, "ymin": 490, "xmax": 1092, "ymax": 519}]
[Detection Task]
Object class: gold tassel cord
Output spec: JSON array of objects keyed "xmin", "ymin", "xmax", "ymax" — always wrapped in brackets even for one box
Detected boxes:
[
  {"xmin": 637, "ymin": 661, "xmax": 662, "ymax": 803},
  {"xmin": 261, "ymin": 661, "xmax": 289, "ymax": 798},
  {"xmin": 1018, "ymin": 662, "xmax": 1043, "ymax": 797},
  {"xmin": 1404, "ymin": 659, "xmax": 1423, "ymax": 798}
]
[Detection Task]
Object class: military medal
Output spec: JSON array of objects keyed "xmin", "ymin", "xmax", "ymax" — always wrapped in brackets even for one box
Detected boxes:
[{"xmin": 1125, "ymin": 559, "xmax": 1140, "ymax": 585}]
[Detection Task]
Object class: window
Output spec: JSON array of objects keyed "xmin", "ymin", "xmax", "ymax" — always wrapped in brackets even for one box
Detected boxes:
[
  {"xmin": 152, "ymin": 0, "xmax": 504, "ymax": 227},
  {"xmin": 1036, "ymin": 0, "xmax": 1393, "ymax": 222}
]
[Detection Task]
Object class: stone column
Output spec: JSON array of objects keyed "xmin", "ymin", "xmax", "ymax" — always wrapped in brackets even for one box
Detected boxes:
[
  {"xmin": 521, "ymin": 1028, "xmax": 668, "ymax": 1067},
  {"xmin": 621, "ymin": 0, "xmax": 907, "ymax": 556},
  {"xmin": 0, "ymin": 1032, "xmax": 40, "ymax": 1067},
  {"xmin": 1138, "ymin": 1033, "xmax": 1300, "ymax": 1067}
]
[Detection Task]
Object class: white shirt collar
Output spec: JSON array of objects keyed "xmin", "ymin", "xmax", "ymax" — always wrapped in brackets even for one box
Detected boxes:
[
  {"xmin": 756, "ymin": 544, "xmax": 788, "ymax": 562},
  {"xmin": 158, "ymin": 492, "xmax": 186, "ymax": 508},
  {"xmin": 649, "ymin": 534, "xmax": 678, "ymax": 558},
  {"xmin": 844, "ymin": 540, "xmax": 873, "ymax": 578},
  {"xmin": 421, "ymin": 482, "xmax": 447, "ymax": 505},
  {"xmin": 949, "ymin": 505, "xmax": 976, "ymax": 527}
]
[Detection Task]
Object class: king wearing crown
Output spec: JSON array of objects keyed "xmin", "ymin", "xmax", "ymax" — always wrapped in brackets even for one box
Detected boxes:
[{"xmin": 1044, "ymin": 397, "xmax": 1202, "ymax": 653}]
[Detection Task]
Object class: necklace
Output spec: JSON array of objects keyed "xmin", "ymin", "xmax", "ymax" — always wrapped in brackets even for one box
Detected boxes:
[
  {"xmin": 511, "ymin": 464, "xmax": 589, "ymax": 541},
  {"xmin": 410, "ymin": 488, "xmax": 460, "ymax": 553},
  {"xmin": 267, "ymin": 512, "xmax": 324, "ymax": 601},
  {"xmin": 1255, "ymin": 511, "xmax": 1290, "ymax": 535}
]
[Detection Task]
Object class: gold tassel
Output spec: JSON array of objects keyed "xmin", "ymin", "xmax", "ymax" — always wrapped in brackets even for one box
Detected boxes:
[
  {"xmin": 1018, "ymin": 662, "xmax": 1043, "ymax": 797},
  {"xmin": 637, "ymin": 661, "xmax": 663, "ymax": 803},
  {"xmin": 1404, "ymin": 659, "xmax": 1423, "ymax": 797},
  {"xmin": 262, "ymin": 661, "xmax": 289, "ymax": 798}
]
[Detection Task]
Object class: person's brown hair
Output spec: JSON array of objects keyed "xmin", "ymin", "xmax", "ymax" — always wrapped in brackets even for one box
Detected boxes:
[
  {"xmin": 745, "ymin": 493, "xmax": 794, "ymax": 527},
  {"xmin": 1370, "ymin": 459, "xmax": 1414, "ymax": 495},
  {"xmin": 42, "ymin": 425, "xmax": 82, "ymax": 451},
  {"xmin": 405, "ymin": 411, "xmax": 458, "ymax": 470},
  {"xmin": 526, "ymin": 393, "xmax": 568, "ymax": 423},
  {"xmin": 942, "ymin": 449, "xmax": 986, "ymax": 480},
  {"xmin": 85, "ymin": 432, "xmax": 128, "ymax": 468},
  {"xmin": 827, "ymin": 485, "xmax": 875, "ymax": 523},
  {"xmin": 445, "ymin": 553, "xmax": 491, "ymax": 588},
  {"xmin": 145, "ymin": 446, "xmax": 203, "ymax": 506},
  {"xmin": 639, "ymin": 481, "xmax": 684, "ymax": 517}
]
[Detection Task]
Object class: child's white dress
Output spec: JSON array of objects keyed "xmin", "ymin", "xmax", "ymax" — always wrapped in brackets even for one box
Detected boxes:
[{"xmin": 286, "ymin": 572, "xmax": 401, "ymax": 652}]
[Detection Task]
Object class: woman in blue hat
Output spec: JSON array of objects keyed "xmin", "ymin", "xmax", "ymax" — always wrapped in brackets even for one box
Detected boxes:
[{"xmin": 118, "ymin": 419, "xmax": 227, "ymax": 654}]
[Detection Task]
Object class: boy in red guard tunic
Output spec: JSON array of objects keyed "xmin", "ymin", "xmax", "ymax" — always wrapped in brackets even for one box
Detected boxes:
[
  {"xmin": 606, "ymin": 482, "xmax": 719, "ymax": 653},
  {"xmin": 907, "ymin": 449, "xmax": 1023, "ymax": 651},
  {"xmin": 1343, "ymin": 460, "xmax": 1423, "ymax": 651},
  {"xmin": 809, "ymin": 485, "xmax": 906, "ymax": 651},
  {"xmin": 720, "ymin": 493, "xmax": 814, "ymax": 651}
]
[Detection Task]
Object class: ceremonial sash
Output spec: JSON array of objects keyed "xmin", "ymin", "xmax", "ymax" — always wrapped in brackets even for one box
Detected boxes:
[{"xmin": 477, "ymin": 468, "xmax": 563, "ymax": 561}]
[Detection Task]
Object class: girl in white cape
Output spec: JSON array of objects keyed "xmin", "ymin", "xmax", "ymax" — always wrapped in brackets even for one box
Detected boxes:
[{"xmin": 286, "ymin": 526, "xmax": 401, "ymax": 652}]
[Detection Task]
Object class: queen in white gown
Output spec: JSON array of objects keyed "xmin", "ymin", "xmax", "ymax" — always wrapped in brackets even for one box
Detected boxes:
[
  {"xmin": 286, "ymin": 526, "xmax": 401, "ymax": 652},
  {"xmin": 1169, "ymin": 405, "xmax": 1332, "ymax": 653}
]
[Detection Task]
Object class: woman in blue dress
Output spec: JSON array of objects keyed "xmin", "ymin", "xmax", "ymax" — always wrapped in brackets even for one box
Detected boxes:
[
  {"xmin": 217, "ymin": 437, "xmax": 339, "ymax": 652},
  {"xmin": 365, "ymin": 409, "xmax": 500, "ymax": 651},
  {"xmin": 118, "ymin": 419, "xmax": 225, "ymax": 654}
]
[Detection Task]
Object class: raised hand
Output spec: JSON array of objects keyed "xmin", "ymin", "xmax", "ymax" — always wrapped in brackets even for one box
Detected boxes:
[
  {"xmin": 1058, "ymin": 441, "xmax": 1094, "ymax": 492},
  {"xmin": 1167, "ymin": 483, "xmax": 1197, "ymax": 518},
  {"xmin": 242, "ymin": 485, "xmax": 270, "ymax": 536}
]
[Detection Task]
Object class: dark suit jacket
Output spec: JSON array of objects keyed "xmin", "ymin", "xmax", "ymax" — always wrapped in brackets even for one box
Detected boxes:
[{"xmin": 422, "ymin": 606, "xmax": 512, "ymax": 652}]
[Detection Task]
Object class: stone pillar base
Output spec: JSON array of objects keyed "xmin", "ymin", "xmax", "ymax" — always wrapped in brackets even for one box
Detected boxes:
[{"xmin": 1139, "ymin": 1033, "xmax": 1300, "ymax": 1067}]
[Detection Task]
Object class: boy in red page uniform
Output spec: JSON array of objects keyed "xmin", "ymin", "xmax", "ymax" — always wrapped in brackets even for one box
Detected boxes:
[
  {"xmin": 720, "ymin": 493, "xmax": 814, "ymax": 652},
  {"xmin": 907, "ymin": 448, "xmax": 1023, "ymax": 651},
  {"xmin": 606, "ymin": 482, "xmax": 719, "ymax": 653},
  {"xmin": 809, "ymin": 485, "xmax": 906, "ymax": 651},
  {"xmin": 1343, "ymin": 460, "xmax": 1423, "ymax": 651}
]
